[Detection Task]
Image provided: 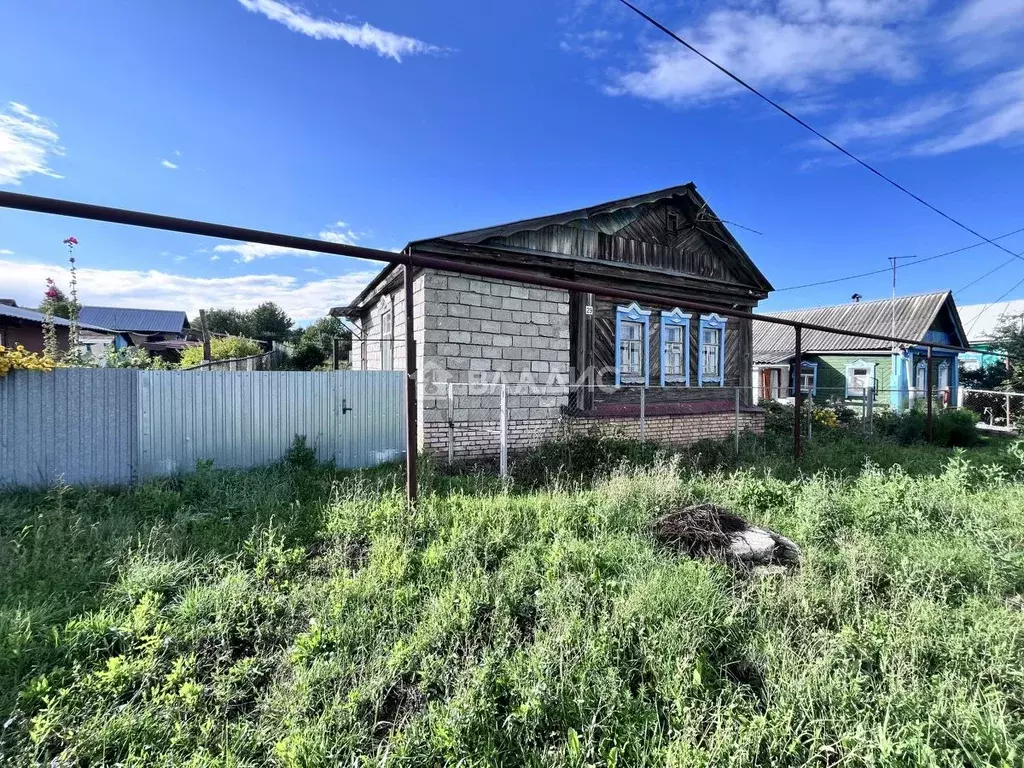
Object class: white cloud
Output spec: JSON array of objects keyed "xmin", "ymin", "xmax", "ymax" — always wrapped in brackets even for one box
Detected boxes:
[
  {"xmin": 829, "ymin": 97, "xmax": 957, "ymax": 143},
  {"xmin": 161, "ymin": 159, "xmax": 178, "ymax": 169},
  {"xmin": 174, "ymin": 149, "xmax": 182, "ymax": 157},
  {"xmin": 560, "ymin": 28, "xmax": 621, "ymax": 59},
  {"xmin": 236, "ymin": 0, "xmax": 444, "ymax": 62},
  {"xmin": 0, "ymin": 101, "xmax": 64, "ymax": 186},
  {"xmin": 0, "ymin": 248, "xmax": 13, "ymax": 255},
  {"xmin": 912, "ymin": 67, "xmax": 1024, "ymax": 155},
  {"xmin": 779, "ymin": 0, "xmax": 931, "ymax": 23},
  {"xmin": 946, "ymin": 0, "xmax": 1024, "ymax": 39},
  {"xmin": 172, "ymin": 255, "xmax": 187, "ymax": 263},
  {"xmin": 210, "ymin": 254, "xmax": 221, "ymax": 261},
  {"xmin": 0, "ymin": 257, "xmax": 378, "ymax": 323},
  {"xmin": 607, "ymin": 5, "xmax": 919, "ymax": 105},
  {"xmin": 215, "ymin": 221, "xmax": 368, "ymax": 262},
  {"xmin": 944, "ymin": 0, "xmax": 1024, "ymax": 67}
]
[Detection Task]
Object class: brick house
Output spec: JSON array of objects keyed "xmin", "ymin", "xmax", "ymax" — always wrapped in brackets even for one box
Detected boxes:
[{"xmin": 334, "ymin": 184, "xmax": 774, "ymax": 458}]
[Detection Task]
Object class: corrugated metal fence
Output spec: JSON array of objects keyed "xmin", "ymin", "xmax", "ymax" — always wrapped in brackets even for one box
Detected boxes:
[{"xmin": 0, "ymin": 369, "xmax": 405, "ymax": 489}]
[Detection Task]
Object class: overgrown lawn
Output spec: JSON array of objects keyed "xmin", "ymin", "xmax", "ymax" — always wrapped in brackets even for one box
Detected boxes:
[{"xmin": 2, "ymin": 438, "xmax": 1024, "ymax": 766}]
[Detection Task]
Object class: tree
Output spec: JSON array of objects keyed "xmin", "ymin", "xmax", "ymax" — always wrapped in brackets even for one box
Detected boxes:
[
  {"xmin": 194, "ymin": 308, "xmax": 246, "ymax": 338},
  {"xmin": 179, "ymin": 336, "xmax": 263, "ymax": 368},
  {"xmin": 290, "ymin": 316, "xmax": 348, "ymax": 371},
  {"xmin": 977, "ymin": 312, "xmax": 1024, "ymax": 391},
  {"xmin": 242, "ymin": 302, "xmax": 294, "ymax": 343},
  {"xmin": 192, "ymin": 302, "xmax": 294, "ymax": 343}
]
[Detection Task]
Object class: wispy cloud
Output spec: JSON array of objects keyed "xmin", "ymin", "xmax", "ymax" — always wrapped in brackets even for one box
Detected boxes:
[
  {"xmin": 161, "ymin": 159, "xmax": 178, "ymax": 169},
  {"xmin": 213, "ymin": 220, "xmax": 368, "ymax": 262},
  {"xmin": 236, "ymin": 0, "xmax": 444, "ymax": 62},
  {"xmin": 945, "ymin": 0, "xmax": 1024, "ymax": 67},
  {"xmin": 210, "ymin": 254, "xmax": 221, "ymax": 262},
  {"xmin": 0, "ymin": 102, "xmax": 64, "ymax": 186},
  {"xmin": 0, "ymin": 249, "xmax": 13, "ymax": 255},
  {"xmin": 946, "ymin": 0, "xmax": 1024, "ymax": 40},
  {"xmin": 606, "ymin": 3, "xmax": 920, "ymax": 105},
  {"xmin": 0, "ymin": 257, "xmax": 378, "ymax": 323},
  {"xmin": 829, "ymin": 97, "xmax": 957, "ymax": 144},
  {"xmin": 912, "ymin": 67, "xmax": 1024, "ymax": 155}
]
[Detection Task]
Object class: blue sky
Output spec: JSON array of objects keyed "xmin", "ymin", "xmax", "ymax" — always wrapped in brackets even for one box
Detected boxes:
[{"xmin": 1, "ymin": 0, "xmax": 1023, "ymax": 323}]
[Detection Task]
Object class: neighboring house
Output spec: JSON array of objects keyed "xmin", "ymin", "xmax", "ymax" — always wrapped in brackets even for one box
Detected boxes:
[
  {"xmin": 0, "ymin": 300, "xmax": 118, "ymax": 354},
  {"xmin": 957, "ymin": 299, "xmax": 1023, "ymax": 372},
  {"xmin": 78, "ymin": 305, "xmax": 193, "ymax": 361},
  {"xmin": 334, "ymin": 183, "xmax": 774, "ymax": 458},
  {"xmin": 753, "ymin": 292, "xmax": 968, "ymax": 411}
]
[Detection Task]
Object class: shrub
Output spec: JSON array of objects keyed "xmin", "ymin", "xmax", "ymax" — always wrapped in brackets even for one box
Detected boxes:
[
  {"xmin": 933, "ymin": 409, "xmax": 980, "ymax": 447},
  {"xmin": 875, "ymin": 408, "xmax": 927, "ymax": 444},
  {"xmin": 179, "ymin": 336, "xmax": 262, "ymax": 368},
  {"xmin": 0, "ymin": 345, "xmax": 58, "ymax": 377},
  {"xmin": 103, "ymin": 347, "xmax": 170, "ymax": 370},
  {"xmin": 289, "ymin": 343, "xmax": 327, "ymax": 371}
]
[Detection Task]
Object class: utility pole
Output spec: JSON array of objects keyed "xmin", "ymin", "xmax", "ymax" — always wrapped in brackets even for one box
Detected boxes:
[{"xmin": 198, "ymin": 308, "xmax": 212, "ymax": 362}]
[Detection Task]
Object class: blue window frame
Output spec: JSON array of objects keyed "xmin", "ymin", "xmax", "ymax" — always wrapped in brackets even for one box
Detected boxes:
[
  {"xmin": 615, "ymin": 303, "xmax": 651, "ymax": 386},
  {"xmin": 697, "ymin": 314, "xmax": 727, "ymax": 386},
  {"xmin": 795, "ymin": 362, "xmax": 818, "ymax": 396},
  {"xmin": 660, "ymin": 309, "xmax": 691, "ymax": 387}
]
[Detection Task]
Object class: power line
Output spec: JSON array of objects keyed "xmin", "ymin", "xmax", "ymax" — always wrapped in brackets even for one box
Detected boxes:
[
  {"xmin": 965, "ymin": 272, "xmax": 1024, "ymax": 336},
  {"xmin": 774, "ymin": 225, "xmax": 1024, "ymax": 292},
  {"xmin": 955, "ymin": 253, "xmax": 1021, "ymax": 295},
  {"xmin": 615, "ymin": 0, "xmax": 1024, "ymax": 265}
]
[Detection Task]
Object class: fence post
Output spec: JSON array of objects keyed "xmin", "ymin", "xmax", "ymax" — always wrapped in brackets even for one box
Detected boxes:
[
  {"xmin": 499, "ymin": 383, "xmax": 508, "ymax": 478},
  {"xmin": 447, "ymin": 383, "xmax": 454, "ymax": 465},
  {"xmin": 866, "ymin": 386, "xmax": 874, "ymax": 434},
  {"xmin": 639, "ymin": 386, "xmax": 646, "ymax": 441},
  {"xmin": 1007, "ymin": 393, "xmax": 1013, "ymax": 431},
  {"xmin": 734, "ymin": 387, "xmax": 741, "ymax": 455},
  {"xmin": 926, "ymin": 346, "xmax": 934, "ymax": 443},
  {"xmin": 957, "ymin": 385, "xmax": 965, "ymax": 409},
  {"xmin": 793, "ymin": 325, "xmax": 803, "ymax": 459}
]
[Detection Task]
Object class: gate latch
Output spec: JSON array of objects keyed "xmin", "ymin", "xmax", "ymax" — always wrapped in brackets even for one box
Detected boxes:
[{"xmin": 341, "ymin": 399, "xmax": 354, "ymax": 415}]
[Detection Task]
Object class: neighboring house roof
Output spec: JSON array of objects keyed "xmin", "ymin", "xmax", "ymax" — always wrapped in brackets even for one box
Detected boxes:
[
  {"xmin": 78, "ymin": 306, "xmax": 189, "ymax": 334},
  {"xmin": 0, "ymin": 303, "xmax": 114, "ymax": 333},
  {"xmin": 338, "ymin": 183, "xmax": 772, "ymax": 316},
  {"xmin": 958, "ymin": 299, "xmax": 1024, "ymax": 343},
  {"xmin": 753, "ymin": 291, "xmax": 967, "ymax": 363}
]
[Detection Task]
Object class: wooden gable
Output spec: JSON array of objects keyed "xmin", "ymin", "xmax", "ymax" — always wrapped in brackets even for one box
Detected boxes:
[{"xmin": 473, "ymin": 198, "xmax": 763, "ymax": 291}]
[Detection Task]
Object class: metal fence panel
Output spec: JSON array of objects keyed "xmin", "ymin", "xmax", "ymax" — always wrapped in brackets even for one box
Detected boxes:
[
  {"xmin": 0, "ymin": 368, "xmax": 136, "ymax": 488},
  {"xmin": 0, "ymin": 369, "xmax": 405, "ymax": 489},
  {"xmin": 137, "ymin": 370, "xmax": 405, "ymax": 477}
]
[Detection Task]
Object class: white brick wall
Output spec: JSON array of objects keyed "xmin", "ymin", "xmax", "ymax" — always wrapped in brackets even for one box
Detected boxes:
[
  {"xmin": 349, "ymin": 273, "xmax": 425, "ymax": 372},
  {"xmin": 419, "ymin": 271, "xmax": 571, "ymax": 435}
]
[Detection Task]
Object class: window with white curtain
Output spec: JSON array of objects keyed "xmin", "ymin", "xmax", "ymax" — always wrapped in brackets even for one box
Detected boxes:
[{"xmin": 619, "ymin": 321, "xmax": 644, "ymax": 380}]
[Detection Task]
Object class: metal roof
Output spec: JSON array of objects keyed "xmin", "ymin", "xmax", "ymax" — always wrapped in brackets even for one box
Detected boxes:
[
  {"xmin": 341, "ymin": 183, "xmax": 772, "ymax": 314},
  {"xmin": 78, "ymin": 305, "xmax": 188, "ymax": 334},
  {"xmin": 0, "ymin": 303, "xmax": 114, "ymax": 333},
  {"xmin": 753, "ymin": 292, "xmax": 965, "ymax": 360},
  {"xmin": 419, "ymin": 183, "xmax": 700, "ymax": 245},
  {"xmin": 958, "ymin": 298, "xmax": 1024, "ymax": 342}
]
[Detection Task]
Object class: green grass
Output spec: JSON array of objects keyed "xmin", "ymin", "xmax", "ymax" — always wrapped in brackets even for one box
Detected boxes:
[{"xmin": 3, "ymin": 436, "xmax": 1024, "ymax": 766}]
